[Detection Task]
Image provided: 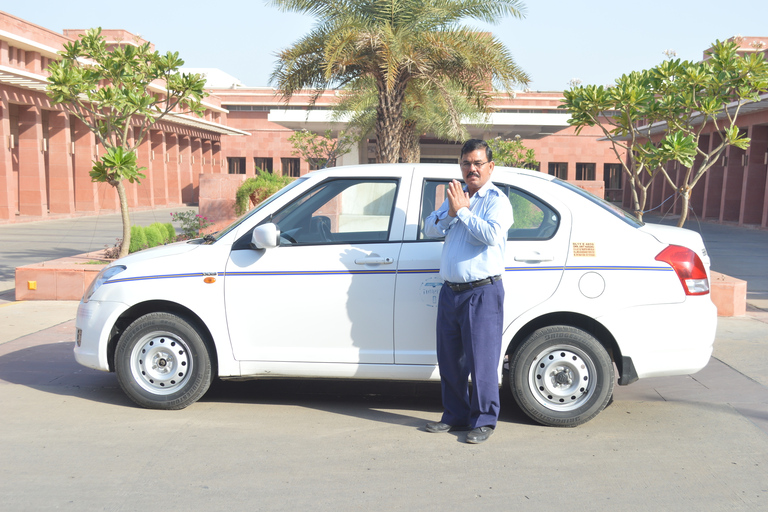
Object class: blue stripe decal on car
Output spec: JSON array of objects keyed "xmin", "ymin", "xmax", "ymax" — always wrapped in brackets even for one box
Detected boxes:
[
  {"xmin": 224, "ymin": 270, "xmax": 398, "ymax": 277},
  {"xmin": 106, "ymin": 265, "xmax": 672, "ymax": 284},
  {"xmin": 107, "ymin": 272, "xmax": 210, "ymax": 284}
]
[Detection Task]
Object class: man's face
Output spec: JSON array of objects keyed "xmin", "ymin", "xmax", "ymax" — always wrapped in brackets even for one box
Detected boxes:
[{"xmin": 460, "ymin": 148, "xmax": 494, "ymax": 195}]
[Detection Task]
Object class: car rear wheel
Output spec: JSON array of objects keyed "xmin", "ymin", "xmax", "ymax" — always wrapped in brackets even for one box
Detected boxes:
[
  {"xmin": 509, "ymin": 325, "xmax": 614, "ymax": 427},
  {"xmin": 115, "ymin": 312, "xmax": 213, "ymax": 409}
]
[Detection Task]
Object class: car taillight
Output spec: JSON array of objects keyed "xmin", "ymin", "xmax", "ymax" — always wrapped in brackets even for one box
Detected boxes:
[{"xmin": 655, "ymin": 245, "xmax": 710, "ymax": 296}]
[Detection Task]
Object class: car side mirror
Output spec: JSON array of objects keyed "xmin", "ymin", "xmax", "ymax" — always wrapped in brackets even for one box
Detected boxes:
[{"xmin": 251, "ymin": 223, "xmax": 280, "ymax": 249}]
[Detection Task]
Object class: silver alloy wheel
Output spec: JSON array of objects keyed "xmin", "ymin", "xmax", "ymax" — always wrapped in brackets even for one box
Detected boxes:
[
  {"xmin": 527, "ymin": 345, "xmax": 596, "ymax": 411},
  {"xmin": 129, "ymin": 332, "xmax": 192, "ymax": 396}
]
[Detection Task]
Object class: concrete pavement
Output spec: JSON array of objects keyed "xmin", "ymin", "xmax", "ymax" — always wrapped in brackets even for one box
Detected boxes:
[{"xmin": 0, "ymin": 306, "xmax": 766, "ymax": 510}]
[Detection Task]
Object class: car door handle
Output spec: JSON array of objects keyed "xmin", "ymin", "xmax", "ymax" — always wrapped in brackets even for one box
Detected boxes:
[
  {"xmin": 354, "ymin": 256, "xmax": 394, "ymax": 265},
  {"xmin": 514, "ymin": 252, "xmax": 554, "ymax": 263}
]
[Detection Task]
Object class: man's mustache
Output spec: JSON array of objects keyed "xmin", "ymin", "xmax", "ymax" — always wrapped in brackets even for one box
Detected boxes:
[{"xmin": 466, "ymin": 172, "xmax": 480, "ymax": 178}]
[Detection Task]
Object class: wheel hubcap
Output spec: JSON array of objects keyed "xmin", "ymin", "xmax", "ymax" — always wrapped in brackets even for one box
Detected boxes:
[
  {"xmin": 130, "ymin": 334, "xmax": 192, "ymax": 395},
  {"xmin": 528, "ymin": 346, "xmax": 596, "ymax": 411}
]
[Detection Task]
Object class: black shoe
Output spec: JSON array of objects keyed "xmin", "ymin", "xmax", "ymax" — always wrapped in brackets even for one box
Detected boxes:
[
  {"xmin": 466, "ymin": 426, "xmax": 494, "ymax": 444},
  {"xmin": 425, "ymin": 421, "xmax": 469, "ymax": 433}
]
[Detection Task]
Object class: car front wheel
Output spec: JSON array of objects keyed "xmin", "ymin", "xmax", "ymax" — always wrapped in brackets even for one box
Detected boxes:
[
  {"xmin": 115, "ymin": 312, "xmax": 213, "ymax": 409},
  {"xmin": 509, "ymin": 325, "xmax": 614, "ymax": 427}
]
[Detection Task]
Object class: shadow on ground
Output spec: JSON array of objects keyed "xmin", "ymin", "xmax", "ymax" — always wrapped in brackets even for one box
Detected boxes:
[{"xmin": 0, "ymin": 337, "xmax": 537, "ymax": 427}]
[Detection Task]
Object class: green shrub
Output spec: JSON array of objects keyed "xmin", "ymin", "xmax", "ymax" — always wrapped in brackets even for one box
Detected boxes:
[
  {"xmin": 144, "ymin": 225, "xmax": 164, "ymax": 248},
  {"xmin": 129, "ymin": 226, "xmax": 147, "ymax": 253},
  {"xmin": 164, "ymin": 222, "xmax": 177, "ymax": 241},
  {"xmin": 148, "ymin": 222, "xmax": 169, "ymax": 243},
  {"xmin": 234, "ymin": 170, "xmax": 295, "ymax": 216}
]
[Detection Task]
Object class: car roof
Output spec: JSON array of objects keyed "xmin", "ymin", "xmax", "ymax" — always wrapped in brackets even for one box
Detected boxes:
[{"xmin": 302, "ymin": 163, "xmax": 556, "ymax": 183}]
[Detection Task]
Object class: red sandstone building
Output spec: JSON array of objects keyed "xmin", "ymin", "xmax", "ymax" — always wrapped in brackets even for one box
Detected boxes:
[{"xmin": 1, "ymin": 10, "xmax": 766, "ymax": 228}]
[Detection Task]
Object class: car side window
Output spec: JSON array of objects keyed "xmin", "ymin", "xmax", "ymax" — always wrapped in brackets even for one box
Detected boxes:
[
  {"xmin": 419, "ymin": 180, "xmax": 450, "ymax": 240},
  {"xmin": 498, "ymin": 185, "xmax": 560, "ymax": 240},
  {"xmin": 271, "ymin": 178, "xmax": 399, "ymax": 245},
  {"xmin": 418, "ymin": 180, "xmax": 559, "ymax": 241}
]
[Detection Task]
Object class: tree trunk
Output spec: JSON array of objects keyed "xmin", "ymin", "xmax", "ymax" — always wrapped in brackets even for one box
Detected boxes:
[
  {"xmin": 677, "ymin": 187, "xmax": 691, "ymax": 227},
  {"xmin": 400, "ymin": 120, "xmax": 420, "ymax": 163},
  {"xmin": 628, "ymin": 175, "xmax": 643, "ymax": 222},
  {"xmin": 374, "ymin": 78, "xmax": 406, "ymax": 163},
  {"xmin": 115, "ymin": 180, "xmax": 132, "ymax": 258}
]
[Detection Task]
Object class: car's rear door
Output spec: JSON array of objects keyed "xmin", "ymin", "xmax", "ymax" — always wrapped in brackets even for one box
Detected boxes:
[{"xmin": 393, "ymin": 169, "xmax": 571, "ymax": 365}]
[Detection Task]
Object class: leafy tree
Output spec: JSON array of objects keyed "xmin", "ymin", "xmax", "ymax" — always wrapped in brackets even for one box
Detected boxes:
[
  {"xmin": 269, "ymin": 0, "xmax": 529, "ymax": 163},
  {"xmin": 287, "ymin": 129, "xmax": 359, "ymax": 169},
  {"xmin": 562, "ymin": 39, "xmax": 768, "ymax": 225},
  {"xmin": 487, "ymin": 135, "xmax": 538, "ymax": 169},
  {"xmin": 46, "ymin": 28, "xmax": 208, "ymax": 257}
]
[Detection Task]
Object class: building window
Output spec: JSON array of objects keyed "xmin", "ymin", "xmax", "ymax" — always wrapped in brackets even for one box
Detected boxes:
[
  {"xmin": 282, "ymin": 157, "xmax": 301, "ymax": 177},
  {"xmin": 548, "ymin": 162, "xmax": 568, "ymax": 180},
  {"xmin": 604, "ymin": 164, "xmax": 622, "ymax": 189},
  {"xmin": 228, "ymin": 157, "xmax": 246, "ymax": 174},
  {"xmin": 604, "ymin": 163, "xmax": 623, "ymax": 202},
  {"xmin": 254, "ymin": 157, "xmax": 273, "ymax": 173},
  {"xmin": 576, "ymin": 163, "xmax": 596, "ymax": 180}
]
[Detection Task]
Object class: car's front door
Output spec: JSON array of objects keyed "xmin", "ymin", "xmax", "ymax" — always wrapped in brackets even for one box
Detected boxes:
[
  {"xmin": 393, "ymin": 172, "xmax": 572, "ymax": 365},
  {"xmin": 224, "ymin": 176, "xmax": 406, "ymax": 364}
]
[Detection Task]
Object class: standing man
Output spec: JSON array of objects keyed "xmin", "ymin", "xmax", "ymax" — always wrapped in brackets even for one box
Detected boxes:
[{"xmin": 424, "ymin": 139, "xmax": 513, "ymax": 444}]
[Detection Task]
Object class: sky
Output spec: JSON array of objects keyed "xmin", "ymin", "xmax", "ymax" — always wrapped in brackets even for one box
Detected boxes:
[{"xmin": 6, "ymin": 1, "xmax": 768, "ymax": 92}]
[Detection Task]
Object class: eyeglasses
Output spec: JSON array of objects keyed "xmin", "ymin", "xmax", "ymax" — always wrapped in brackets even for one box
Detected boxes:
[{"xmin": 460, "ymin": 160, "xmax": 489, "ymax": 169}]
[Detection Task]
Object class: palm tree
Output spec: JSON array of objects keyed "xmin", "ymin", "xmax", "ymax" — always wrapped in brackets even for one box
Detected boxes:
[
  {"xmin": 333, "ymin": 76, "xmax": 490, "ymax": 162},
  {"xmin": 269, "ymin": 0, "xmax": 529, "ymax": 163}
]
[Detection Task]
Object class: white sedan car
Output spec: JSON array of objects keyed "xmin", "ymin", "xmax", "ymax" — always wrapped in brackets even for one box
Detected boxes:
[{"xmin": 74, "ymin": 164, "xmax": 717, "ymax": 427}]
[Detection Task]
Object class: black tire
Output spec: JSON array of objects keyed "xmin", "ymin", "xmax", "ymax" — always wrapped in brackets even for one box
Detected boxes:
[
  {"xmin": 508, "ymin": 325, "xmax": 614, "ymax": 427},
  {"xmin": 115, "ymin": 312, "xmax": 213, "ymax": 410}
]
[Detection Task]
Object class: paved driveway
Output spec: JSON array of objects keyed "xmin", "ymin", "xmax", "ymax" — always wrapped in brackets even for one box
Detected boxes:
[{"xmin": 0, "ymin": 313, "xmax": 766, "ymax": 511}]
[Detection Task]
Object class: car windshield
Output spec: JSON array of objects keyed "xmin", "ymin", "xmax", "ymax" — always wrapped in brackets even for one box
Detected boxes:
[
  {"xmin": 205, "ymin": 177, "xmax": 307, "ymax": 242},
  {"xmin": 554, "ymin": 178, "xmax": 643, "ymax": 228}
]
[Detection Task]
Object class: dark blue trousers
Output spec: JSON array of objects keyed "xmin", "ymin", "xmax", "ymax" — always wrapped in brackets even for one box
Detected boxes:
[{"xmin": 436, "ymin": 279, "xmax": 504, "ymax": 429}]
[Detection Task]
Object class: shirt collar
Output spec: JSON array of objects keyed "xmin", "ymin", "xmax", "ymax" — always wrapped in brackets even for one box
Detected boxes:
[{"xmin": 467, "ymin": 179, "xmax": 495, "ymax": 198}]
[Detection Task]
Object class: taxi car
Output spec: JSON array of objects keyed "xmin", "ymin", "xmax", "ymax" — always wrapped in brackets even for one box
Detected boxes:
[{"xmin": 74, "ymin": 164, "xmax": 717, "ymax": 427}]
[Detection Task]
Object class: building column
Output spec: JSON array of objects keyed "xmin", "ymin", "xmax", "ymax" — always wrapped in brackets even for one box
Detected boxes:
[
  {"xmin": 701, "ymin": 133, "xmax": 725, "ymax": 221},
  {"xmin": 166, "ymin": 133, "xmax": 181, "ymax": 204},
  {"xmin": 743, "ymin": 125, "xmax": 768, "ymax": 226},
  {"xmin": 179, "ymin": 135, "xmax": 193, "ymax": 203},
  {"xmin": 212, "ymin": 140, "xmax": 223, "ymax": 175},
  {"xmin": 687, "ymin": 137, "xmax": 710, "ymax": 219},
  {"xmin": 95, "ymin": 141, "xmax": 119, "ymax": 212},
  {"xmin": 136, "ymin": 133, "xmax": 154, "ymax": 208},
  {"xmin": 202, "ymin": 139, "xmax": 212, "ymax": 175},
  {"xmin": 121, "ymin": 127, "xmax": 139, "ymax": 209},
  {"xmin": 0, "ymin": 98, "xmax": 14, "ymax": 220},
  {"xmin": 17, "ymin": 105, "xmax": 46, "ymax": 216},
  {"xmin": 191, "ymin": 137, "xmax": 203, "ymax": 203},
  {"xmin": 721, "ymin": 132, "xmax": 747, "ymax": 223},
  {"xmin": 46, "ymin": 111, "xmax": 75, "ymax": 214},
  {"xmin": 72, "ymin": 117, "xmax": 98, "ymax": 213},
  {"xmin": 150, "ymin": 130, "xmax": 168, "ymax": 206}
]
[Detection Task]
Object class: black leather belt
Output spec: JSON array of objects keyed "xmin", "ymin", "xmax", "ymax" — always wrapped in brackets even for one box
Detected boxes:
[{"xmin": 445, "ymin": 275, "xmax": 501, "ymax": 293}]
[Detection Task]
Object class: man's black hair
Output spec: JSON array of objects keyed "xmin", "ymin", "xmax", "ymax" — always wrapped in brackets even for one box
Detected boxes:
[{"xmin": 460, "ymin": 139, "xmax": 493, "ymax": 162}]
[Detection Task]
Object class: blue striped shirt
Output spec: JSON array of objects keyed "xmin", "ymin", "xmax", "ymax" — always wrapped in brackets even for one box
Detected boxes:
[{"xmin": 424, "ymin": 181, "xmax": 513, "ymax": 284}]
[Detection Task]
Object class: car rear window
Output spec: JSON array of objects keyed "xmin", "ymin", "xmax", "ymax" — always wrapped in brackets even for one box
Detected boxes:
[{"xmin": 554, "ymin": 179, "xmax": 643, "ymax": 228}]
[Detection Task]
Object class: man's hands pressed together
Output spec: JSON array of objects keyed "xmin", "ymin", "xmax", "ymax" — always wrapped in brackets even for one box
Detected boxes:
[{"xmin": 446, "ymin": 179, "xmax": 470, "ymax": 217}]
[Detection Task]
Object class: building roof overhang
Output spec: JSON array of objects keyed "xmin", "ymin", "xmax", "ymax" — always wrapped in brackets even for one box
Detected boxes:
[
  {"xmin": 0, "ymin": 64, "xmax": 49, "ymax": 92},
  {"xmin": 0, "ymin": 66, "xmax": 246, "ymax": 136},
  {"xmin": 267, "ymin": 109, "xmax": 571, "ymax": 139},
  {"xmin": 632, "ymin": 92, "xmax": 768, "ymax": 138},
  {"xmin": 0, "ymin": 28, "xmax": 62, "ymax": 60}
]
